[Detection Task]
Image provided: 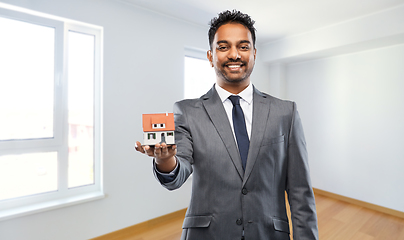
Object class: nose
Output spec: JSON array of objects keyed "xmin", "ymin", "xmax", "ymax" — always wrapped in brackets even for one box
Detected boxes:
[{"xmin": 228, "ymin": 46, "xmax": 241, "ymax": 60}]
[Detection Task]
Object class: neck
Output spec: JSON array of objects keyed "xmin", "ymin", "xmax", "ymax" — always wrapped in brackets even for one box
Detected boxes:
[{"xmin": 217, "ymin": 80, "xmax": 250, "ymax": 94}]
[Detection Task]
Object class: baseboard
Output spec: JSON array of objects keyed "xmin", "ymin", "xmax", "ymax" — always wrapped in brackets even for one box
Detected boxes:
[
  {"xmin": 90, "ymin": 208, "xmax": 187, "ymax": 240},
  {"xmin": 313, "ymin": 188, "xmax": 404, "ymax": 219}
]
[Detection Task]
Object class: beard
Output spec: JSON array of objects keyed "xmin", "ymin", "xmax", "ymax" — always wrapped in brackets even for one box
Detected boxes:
[{"xmin": 214, "ymin": 60, "xmax": 254, "ymax": 83}]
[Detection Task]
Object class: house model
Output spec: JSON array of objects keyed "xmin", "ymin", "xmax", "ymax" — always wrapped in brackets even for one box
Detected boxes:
[{"xmin": 142, "ymin": 113, "xmax": 175, "ymax": 146}]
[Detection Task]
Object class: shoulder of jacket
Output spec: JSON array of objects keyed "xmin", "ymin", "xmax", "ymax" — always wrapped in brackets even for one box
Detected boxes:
[
  {"xmin": 256, "ymin": 91, "xmax": 295, "ymax": 108},
  {"xmin": 174, "ymin": 98, "xmax": 204, "ymax": 110}
]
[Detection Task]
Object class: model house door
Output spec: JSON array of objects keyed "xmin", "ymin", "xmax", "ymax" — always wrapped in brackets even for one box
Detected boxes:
[{"xmin": 161, "ymin": 133, "xmax": 165, "ymax": 143}]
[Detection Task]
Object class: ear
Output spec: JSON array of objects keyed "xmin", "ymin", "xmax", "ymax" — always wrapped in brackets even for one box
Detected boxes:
[
  {"xmin": 254, "ymin": 48, "xmax": 257, "ymax": 60},
  {"xmin": 207, "ymin": 50, "xmax": 214, "ymax": 67}
]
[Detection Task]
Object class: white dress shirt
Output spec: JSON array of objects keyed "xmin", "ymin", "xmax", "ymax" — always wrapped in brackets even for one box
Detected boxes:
[{"xmin": 215, "ymin": 83, "xmax": 253, "ymax": 140}]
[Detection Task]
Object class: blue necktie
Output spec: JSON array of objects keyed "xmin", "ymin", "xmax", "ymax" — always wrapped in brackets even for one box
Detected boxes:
[{"xmin": 229, "ymin": 95, "xmax": 249, "ymax": 170}]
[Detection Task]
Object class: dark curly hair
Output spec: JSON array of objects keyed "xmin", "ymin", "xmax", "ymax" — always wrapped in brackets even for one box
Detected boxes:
[{"xmin": 208, "ymin": 9, "xmax": 256, "ymax": 50}]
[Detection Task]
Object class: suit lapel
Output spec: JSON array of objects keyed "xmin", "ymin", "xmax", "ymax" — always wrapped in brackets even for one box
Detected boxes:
[
  {"xmin": 201, "ymin": 86, "xmax": 244, "ymax": 179},
  {"xmin": 243, "ymin": 87, "xmax": 271, "ymax": 185}
]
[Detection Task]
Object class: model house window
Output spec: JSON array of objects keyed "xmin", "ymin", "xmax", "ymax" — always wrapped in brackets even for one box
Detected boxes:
[
  {"xmin": 152, "ymin": 123, "xmax": 165, "ymax": 129},
  {"xmin": 148, "ymin": 133, "xmax": 156, "ymax": 139},
  {"xmin": 184, "ymin": 48, "xmax": 215, "ymax": 99},
  {"xmin": 147, "ymin": 133, "xmax": 156, "ymax": 140},
  {"xmin": 167, "ymin": 132, "xmax": 174, "ymax": 136},
  {"xmin": 0, "ymin": 5, "xmax": 103, "ymax": 220}
]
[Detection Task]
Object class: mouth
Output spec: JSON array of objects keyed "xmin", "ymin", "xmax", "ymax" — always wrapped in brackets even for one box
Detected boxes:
[{"xmin": 224, "ymin": 62, "xmax": 244, "ymax": 71}]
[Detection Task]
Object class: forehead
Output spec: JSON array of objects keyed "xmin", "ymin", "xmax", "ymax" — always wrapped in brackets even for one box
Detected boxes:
[{"xmin": 214, "ymin": 23, "xmax": 252, "ymax": 44}]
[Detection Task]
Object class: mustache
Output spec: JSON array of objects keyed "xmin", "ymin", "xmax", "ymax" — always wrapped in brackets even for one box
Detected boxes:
[{"xmin": 222, "ymin": 60, "xmax": 246, "ymax": 67}]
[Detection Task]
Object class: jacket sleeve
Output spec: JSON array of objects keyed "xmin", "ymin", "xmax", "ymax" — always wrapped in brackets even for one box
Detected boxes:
[
  {"xmin": 153, "ymin": 101, "xmax": 193, "ymax": 190},
  {"xmin": 286, "ymin": 102, "xmax": 319, "ymax": 240}
]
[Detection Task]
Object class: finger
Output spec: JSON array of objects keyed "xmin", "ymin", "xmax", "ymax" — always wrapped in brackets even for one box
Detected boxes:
[
  {"xmin": 168, "ymin": 145, "xmax": 177, "ymax": 155},
  {"xmin": 154, "ymin": 143, "xmax": 161, "ymax": 156},
  {"xmin": 134, "ymin": 141, "xmax": 144, "ymax": 153},
  {"xmin": 165, "ymin": 144, "xmax": 176, "ymax": 150},
  {"xmin": 161, "ymin": 143, "xmax": 168, "ymax": 155},
  {"xmin": 144, "ymin": 145, "xmax": 155, "ymax": 157},
  {"xmin": 163, "ymin": 144, "xmax": 175, "ymax": 149}
]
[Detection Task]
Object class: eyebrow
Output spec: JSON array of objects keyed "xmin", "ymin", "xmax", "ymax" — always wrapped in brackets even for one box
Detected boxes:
[
  {"xmin": 216, "ymin": 40, "xmax": 229, "ymax": 45},
  {"xmin": 216, "ymin": 40, "xmax": 251, "ymax": 45},
  {"xmin": 239, "ymin": 40, "xmax": 251, "ymax": 45}
]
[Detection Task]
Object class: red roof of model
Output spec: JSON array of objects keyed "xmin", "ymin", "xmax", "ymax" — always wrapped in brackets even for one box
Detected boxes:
[{"xmin": 142, "ymin": 113, "xmax": 175, "ymax": 132}]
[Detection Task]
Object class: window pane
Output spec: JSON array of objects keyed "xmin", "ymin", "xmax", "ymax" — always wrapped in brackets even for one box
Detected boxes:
[
  {"xmin": 67, "ymin": 31, "xmax": 95, "ymax": 188},
  {"xmin": 184, "ymin": 56, "xmax": 215, "ymax": 99},
  {"xmin": 0, "ymin": 152, "xmax": 57, "ymax": 201},
  {"xmin": 0, "ymin": 17, "xmax": 55, "ymax": 141}
]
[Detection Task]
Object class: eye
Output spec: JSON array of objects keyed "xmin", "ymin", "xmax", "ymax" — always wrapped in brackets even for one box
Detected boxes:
[
  {"xmin": 217, "ymin": 45, "xmax": 228, "ymax": 51},
  {"xmin": 240, "ymin": 45, "xmax": 250, "ymax": 51}
]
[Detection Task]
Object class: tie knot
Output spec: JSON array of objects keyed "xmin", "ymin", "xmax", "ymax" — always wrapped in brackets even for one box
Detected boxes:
[{"xmin": 228, "ymin": 95, "xmax": 241, "ymax": 106}]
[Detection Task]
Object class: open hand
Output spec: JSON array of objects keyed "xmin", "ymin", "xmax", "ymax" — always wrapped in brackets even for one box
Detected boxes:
[{"xmin": 135, "ymin": 141, "xmax": 177, "ymax": 172}]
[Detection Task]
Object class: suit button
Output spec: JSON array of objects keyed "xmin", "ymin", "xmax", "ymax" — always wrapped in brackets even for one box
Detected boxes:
[
  {"xmin": 236, "ymin": 219, "xmax": 243, "ymax": 225},
  {"xmin": 242, "ymin": 188, "xmax": 248, "ymax": 195}
]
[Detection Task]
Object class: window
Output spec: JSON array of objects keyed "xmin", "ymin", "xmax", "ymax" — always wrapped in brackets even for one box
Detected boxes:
[
  {"xmin": 0, "ymin": 4, "xmax": 103, "ymax": 220},
  {"xmin": 148, "ymin": 133, "xmax": 156, "ymax": 140},
  {"xmin": 184, "ymin": 48, "xmax": 216, "ymax": 99},
  {"xmin": 152, "ymin": 123, "xmax": 165, "ymax": 129}
]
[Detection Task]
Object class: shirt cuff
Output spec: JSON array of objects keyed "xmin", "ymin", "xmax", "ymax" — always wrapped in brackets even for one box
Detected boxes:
[{"xmin": 154, "ymin": 157, "xmax": 179, "ymax": 183}]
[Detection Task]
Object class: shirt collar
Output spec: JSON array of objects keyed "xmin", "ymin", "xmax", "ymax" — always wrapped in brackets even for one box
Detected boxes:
[{"xmin": 215, "ymin": 83, "xmax": 253, "ymax": 105}]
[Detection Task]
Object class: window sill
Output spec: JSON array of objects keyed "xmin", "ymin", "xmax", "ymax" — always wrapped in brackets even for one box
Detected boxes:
[{"xmin": 0, "ymin": 191, "xmax": 105, "ymax": 221}]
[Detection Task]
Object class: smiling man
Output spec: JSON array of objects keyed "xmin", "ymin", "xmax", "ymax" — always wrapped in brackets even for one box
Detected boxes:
[
  {"xmin": 207, "ymin": 22, "xmax": 256, "ymax": 92},
  {"xmin": 136, "ymin": 10, "xmax": 318, "ymax": 240}
]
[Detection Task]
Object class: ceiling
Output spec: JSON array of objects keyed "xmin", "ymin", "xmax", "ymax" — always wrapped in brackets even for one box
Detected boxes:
[{"xmin": 119, "ymin": 0, "xmax": 404, "ymax": 45}]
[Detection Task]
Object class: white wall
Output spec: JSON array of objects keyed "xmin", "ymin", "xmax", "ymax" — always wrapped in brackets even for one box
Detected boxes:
[
  {"xmin": 286, "ymin": 45, "xmax": 404, "ymax": 211},
  {"xmin": 250, "ymin": 51, "xmax": 272, "ymax": 94},
  {"xmin": 0, "ymin": 0, "xmax": 273, "ymax": 239},
  {"xmin": 260, "ymin": 4, "xmax": 404, "ymax": 214},
  {"xmin": 285, "ymin": 44, "xmax": 404, "ymax": 212}
]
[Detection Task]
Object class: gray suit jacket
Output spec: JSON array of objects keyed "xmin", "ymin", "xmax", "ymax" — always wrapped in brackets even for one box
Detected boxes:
[{"xmin": 156, "ymin": 85, "xmax": 318, "ymax": 240}]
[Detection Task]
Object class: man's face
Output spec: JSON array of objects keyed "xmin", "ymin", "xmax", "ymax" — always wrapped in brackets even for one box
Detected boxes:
[{"xmin": 208, "ymin": 23, "xmax": 256, "ymax": 86}]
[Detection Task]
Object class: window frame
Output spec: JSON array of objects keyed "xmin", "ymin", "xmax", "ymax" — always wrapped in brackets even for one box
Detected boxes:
[
  {"xmin": 0, "ymin": 4, "xmax": 103, "ymax": 221},
  {"xmin": 183, "ymin": 47, "xmax": 216, "ymax": 99}
]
